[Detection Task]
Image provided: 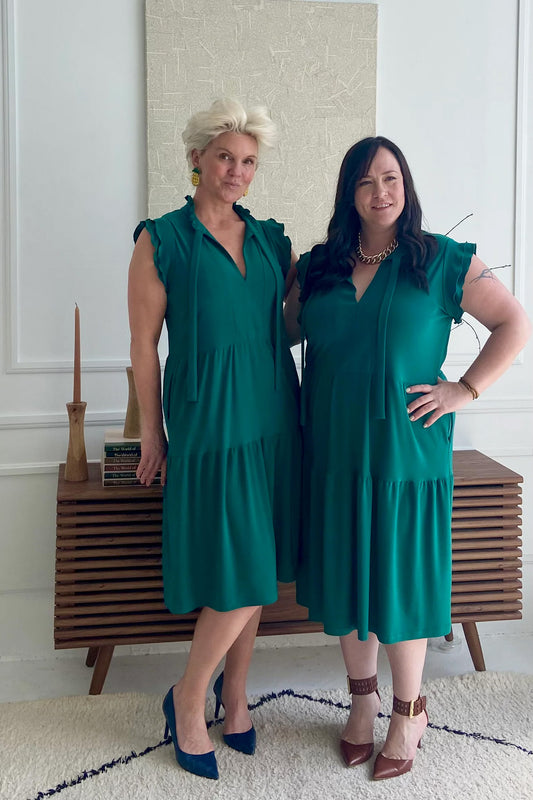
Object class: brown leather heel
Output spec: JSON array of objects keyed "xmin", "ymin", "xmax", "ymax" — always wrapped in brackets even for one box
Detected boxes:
[
  {"xmin": 340, "ymin": 674, "xmax": 380, "ymax": 767},
  {"xmin": 372, "ymin": 694, "xmax": 428, "ymax": 781}
]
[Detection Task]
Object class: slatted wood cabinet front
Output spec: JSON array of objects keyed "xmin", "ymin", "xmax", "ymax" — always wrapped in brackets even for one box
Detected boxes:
[{"xmin": 55, "ymin": 450, "xmax": 522, "ymax": 693}]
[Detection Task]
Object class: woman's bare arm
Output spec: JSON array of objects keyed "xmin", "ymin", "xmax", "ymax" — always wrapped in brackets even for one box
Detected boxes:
[
  {"xmin": 127, "ymin": 228, "xmax": 168, "ymax": 485},
  {"xmin": 406, "ymin": 254, "xmax": 531, "ymax": 426}
]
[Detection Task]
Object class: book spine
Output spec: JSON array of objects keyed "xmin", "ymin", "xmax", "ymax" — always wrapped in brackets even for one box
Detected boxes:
[
  {"xmin": 103, "ymin": 471, "xmax": 140, "ymax": 479},
  {"xmin": 104, "ymin": 445, "xmax": 142, "ymax": 455},
  {"xmin": 102, "ymin": 463, "xmax": 141, "ymax": 473},
  {"xmin": 102, "ymin": 478, "xmax": 162, "ymax": 487},
  {"xmin": 102, "ymin": 455, "xmax": 142, "ymax": 465}
]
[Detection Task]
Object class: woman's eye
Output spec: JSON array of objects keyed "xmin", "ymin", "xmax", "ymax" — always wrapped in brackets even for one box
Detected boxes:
[
  {"xmin": 358, "ymin": 180, "xmax": 371, "ymax": 187},
  {"xmin": 385, "ymin": 175, "xmax": 396, "ymax": 182}
]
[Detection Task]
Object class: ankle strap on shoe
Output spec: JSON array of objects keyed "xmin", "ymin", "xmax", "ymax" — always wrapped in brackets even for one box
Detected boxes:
[
  {"xmin": 346, "ymin": 674, "xmax": 378, "ymax": 696},
  {"xmin": 392, "ymin": 694, "xmax": 426, "ymax": 718}
]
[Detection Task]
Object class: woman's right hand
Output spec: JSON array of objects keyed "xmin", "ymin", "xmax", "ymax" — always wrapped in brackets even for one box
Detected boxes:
[{"xmin": 136, "ymin": 430, "xmax": 168, "ymax": 486}]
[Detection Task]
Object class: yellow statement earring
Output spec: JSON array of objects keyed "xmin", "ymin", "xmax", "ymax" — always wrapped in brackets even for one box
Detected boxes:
[
  {"xmin": 243, "ymin": 187, "xmax": 249, "ymax": 197},
  {"xmin": 191, "ymin": 167, "xmax": 200, "ymax": 187}
]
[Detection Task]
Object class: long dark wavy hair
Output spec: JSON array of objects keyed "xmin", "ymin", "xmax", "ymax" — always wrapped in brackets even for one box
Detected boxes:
[{"xmin": 300, "ymin": 136, "xmax": 437, "ymax": 302}]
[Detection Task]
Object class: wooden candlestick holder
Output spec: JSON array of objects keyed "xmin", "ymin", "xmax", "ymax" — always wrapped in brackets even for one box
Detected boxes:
[
  {"xmin": 123, "ymin": 366, "xmax": 141, "ymax": 439},
  {"xmin": 65, "ymin": 401, "xmax": 88, "ymax": 481}
]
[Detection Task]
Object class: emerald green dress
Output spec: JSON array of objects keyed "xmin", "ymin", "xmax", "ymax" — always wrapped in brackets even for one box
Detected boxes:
[
  {"xmin": 296, "ymin": 234, "xmax": 475, "ymax": 642},
  {"xmin": 134, "ymin": 197, "xmax": 301, "ymax": 614}
]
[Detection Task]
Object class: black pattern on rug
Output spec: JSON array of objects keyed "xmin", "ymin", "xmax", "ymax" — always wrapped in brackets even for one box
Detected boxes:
[{"xmin": 28, "ymin": 688, "xmax": 533, "ymax": 800}]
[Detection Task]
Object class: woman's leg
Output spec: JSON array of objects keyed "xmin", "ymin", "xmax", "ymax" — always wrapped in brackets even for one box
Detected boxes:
[
  {"xmin": 380, "ymin": 638, "xmax": 428, "ymax": 759},
  {"xmin": 220, "ymin": 606, "xmax": 262, "ymax": 734},
  {"xmin": 172, "ymin": 605, "xmax": 260, "ymax": 754},
  {"xmin": 339, "ymin": 631, "xmax": 381, "ymax": 744}
]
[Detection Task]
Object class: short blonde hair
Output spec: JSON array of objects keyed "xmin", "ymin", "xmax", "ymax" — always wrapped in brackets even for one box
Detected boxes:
[{"xmin": 182, "ymin": 98, "xmax": 277, "ymax": 167}]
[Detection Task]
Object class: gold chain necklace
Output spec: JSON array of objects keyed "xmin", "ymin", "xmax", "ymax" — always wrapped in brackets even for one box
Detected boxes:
[{"xmin": 356, "ymin": 232, "xmax": 398, "ymax": 265}]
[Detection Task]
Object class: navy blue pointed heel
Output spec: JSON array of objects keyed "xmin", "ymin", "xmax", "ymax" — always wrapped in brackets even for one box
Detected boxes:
[
  {"xmin": 213, "ymin": 672, "xmax": 256, "ymax": 755},
  {"xmin": 162, "ymin": 686, "xmax": 219, "ymax": 780}
]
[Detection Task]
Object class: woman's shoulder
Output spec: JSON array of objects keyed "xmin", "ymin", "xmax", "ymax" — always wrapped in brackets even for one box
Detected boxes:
[
  {"xmin": 423, "ymin": 231, "xmax": 475, "ymax": 251},
  {"xmin": 152, "ymin": 201, "xmax": 191, "ymax": 229},
  {"xmin": 295, "ymin": 249, "xmax": 316, "ymax": 283},
  {"xmin": 134, "ymin": 200, "xmax": 194, "ymax": 243},
  {"xmin": 422, "ymin": 232, "xmax": 476, "ymax": 267},
  {"xmin": 238, "ymin": 208, "xmax": 286, "ymax": 238}
]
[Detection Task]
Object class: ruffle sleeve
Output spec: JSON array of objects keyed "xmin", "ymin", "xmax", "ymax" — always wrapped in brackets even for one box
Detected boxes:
[
  {"xmin": 258, "ymin": 219, "xmax": 292, "ymax": 278},
  {"xmin": 295, "ymin": 251, "xmax": 311, "ymax": 288},
  {"xmin": 133, "ymin": 218, "xmax": 169, "ymax": 291},
  {"xmin": 439, "ymin": 236, "xmax": 477, "ymax": 323}
]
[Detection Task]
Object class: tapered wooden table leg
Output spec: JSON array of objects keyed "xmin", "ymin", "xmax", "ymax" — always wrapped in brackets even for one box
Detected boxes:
[
  {"xmin": 89, "ymin": 645, "xmax": 115, "ymax": 694},
  {"xmin": 462, "ymin": 622, "xmax": 486, "ymax": 671},
  {"xmin": 85, "ymin": 646, "xmax": 99, "ymax": 668}
]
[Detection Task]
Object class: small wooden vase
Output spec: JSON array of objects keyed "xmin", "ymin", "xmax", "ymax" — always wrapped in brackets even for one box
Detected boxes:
[
  {"xmin": 65, "ymin": 401, "xmax": 89, "ymax": 481},
  {"xmin": 123, "ymin": 366, "xmax": 141, "ymax": 439}
]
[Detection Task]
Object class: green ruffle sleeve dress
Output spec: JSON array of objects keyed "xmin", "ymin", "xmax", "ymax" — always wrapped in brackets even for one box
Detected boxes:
[
  {"xmin": 134, "ymin": 196, "xmax": 301, "ymax": 614},
  {"xmin": 296, "ymin": 234, "xmax": 476, "ymax": 643}
]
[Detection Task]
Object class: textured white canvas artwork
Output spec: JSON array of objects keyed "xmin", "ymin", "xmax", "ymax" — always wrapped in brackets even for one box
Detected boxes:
[{"xmin": 145, "ymin": 0, "xmax": 377, "ymax": 252}]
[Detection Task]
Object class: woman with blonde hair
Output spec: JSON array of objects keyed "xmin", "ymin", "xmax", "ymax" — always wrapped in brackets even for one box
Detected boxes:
[{"xmin": 128, "ymin": 98, "xmax": 300, "ymax": 780}]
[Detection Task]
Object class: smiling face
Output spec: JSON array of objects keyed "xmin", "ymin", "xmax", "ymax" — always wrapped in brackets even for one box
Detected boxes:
[
  {"xmin": 354, "ymin": 146, "xmax": 405, "ymax": 235},
  {"xmin": 191, "ymin": 131, "xmax": 258, "ymax": 204}
]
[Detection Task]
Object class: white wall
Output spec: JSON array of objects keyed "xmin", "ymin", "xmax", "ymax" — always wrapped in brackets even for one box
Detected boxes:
[{"xmin": 1, "ymin": 0, "xmax": 532, "ymax": 661}]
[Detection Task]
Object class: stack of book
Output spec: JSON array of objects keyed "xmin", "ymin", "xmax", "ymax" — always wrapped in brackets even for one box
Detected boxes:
[{"xmin": 101, "ymin": 429, "xmax": 161, "ymax": 487}]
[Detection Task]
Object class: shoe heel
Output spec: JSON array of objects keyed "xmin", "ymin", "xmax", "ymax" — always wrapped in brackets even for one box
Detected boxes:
[
  {"xmin": 213, "ymin": 672, "xmax": 224, "ymax": 719},
  {"xmin": 212, "ymin": 671, "xmax": 256, "ymax": 755}
]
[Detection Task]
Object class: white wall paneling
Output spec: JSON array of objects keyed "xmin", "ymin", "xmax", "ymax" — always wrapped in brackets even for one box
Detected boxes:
[{"xmin": 1, "ymin": 0, "xmax": 147, "ymax": 376}]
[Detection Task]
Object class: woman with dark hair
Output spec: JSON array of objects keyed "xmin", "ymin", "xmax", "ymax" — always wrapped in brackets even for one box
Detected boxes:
[{"xmin": 285, "ymin": 136, "xmax": 530, "ymax": 781}]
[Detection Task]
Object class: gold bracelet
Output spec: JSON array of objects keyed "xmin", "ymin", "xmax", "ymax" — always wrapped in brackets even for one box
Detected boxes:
[{"xmin": 459, "ymin": 376, "xmax": 479, "ymax": 400}]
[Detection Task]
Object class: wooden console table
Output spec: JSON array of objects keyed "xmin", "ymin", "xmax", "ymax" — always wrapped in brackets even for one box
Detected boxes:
[{"xmin": 54, "ymin": 450, "xmax": 522, "ymax": 694}]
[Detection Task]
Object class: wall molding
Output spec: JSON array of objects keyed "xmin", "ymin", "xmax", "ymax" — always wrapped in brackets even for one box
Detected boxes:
[
  {"xmin": 463, "ymin": 446, "xmax": 533, "ymax": 459},
  {"xmin": 0, "ymin": 459, "xmax": 101, "ymax": 477},
  {"xmin": 0, "ymin": 462, "xmax": 61, "ymax": 477},
  {"xmin": 1, "ymin": 446, "xmax": 532, "ymax": 479},
  {"xmin": 0, "ymin": 397, "xmax": 532, "ymax": 433},
  {"xmin": 1, "ymin": 0, "xmax": 16, "ymax": 372},
  {"xmin": 0, "ymin": 410, "xmax": 125, "ymax": 430},
  {"xmin": 514, "ymin": 0, "xmax": 530, "ymax": 305},
  {"xmin": 0, "ymin": 0, "xmax": 130, "ymax": 374},
  {"xmin": 5, "ymin": 359, "xmax": 130, "ymax": 375},
  {"xmin": 455, "ymin": 397, "xmax": 533, "ymax": 415}
]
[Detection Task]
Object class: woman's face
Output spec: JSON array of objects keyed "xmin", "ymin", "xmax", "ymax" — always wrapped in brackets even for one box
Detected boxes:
[
  {"xmin": 354, "ymin": 146, "xmax": 405, "ymax": 233},
  {"xmin": 192, "ymin": 131, "xmax": 258, "ymax": 204}
]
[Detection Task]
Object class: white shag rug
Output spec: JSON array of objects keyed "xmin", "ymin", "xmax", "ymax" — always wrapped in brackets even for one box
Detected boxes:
[{"xmin": 1, "ymin": 672, "xmax": 531, "ymax": 800}]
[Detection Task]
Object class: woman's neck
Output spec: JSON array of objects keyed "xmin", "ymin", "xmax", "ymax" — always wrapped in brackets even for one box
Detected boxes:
[
  {"xmin": 192, "ymin": 190, "xmax": 239, "ymax": 228},
  {"xmin": 358, "ymin": 226, "xmax": 397, "ymax": 256}
]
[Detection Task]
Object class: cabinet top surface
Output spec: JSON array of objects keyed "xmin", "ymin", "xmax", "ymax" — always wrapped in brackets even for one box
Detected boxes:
[
  {"xmin": 57, "ymin": 462, "xmax": 163, "ymax": 501},
  {"xmin": 56, "ymin": 450, "xmax": 522, "ymax": 501}
]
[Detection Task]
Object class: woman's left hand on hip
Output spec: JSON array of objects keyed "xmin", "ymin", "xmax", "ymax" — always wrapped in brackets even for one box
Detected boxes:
[{"xmin": 405, "ymin": 378, "xmax": 472, "ymax": 428}]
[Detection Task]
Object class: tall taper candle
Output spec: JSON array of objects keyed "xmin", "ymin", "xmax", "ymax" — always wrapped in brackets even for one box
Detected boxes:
[{"xmin": 73, "ymin": 303, "xmax": 81, "ymax": 403}]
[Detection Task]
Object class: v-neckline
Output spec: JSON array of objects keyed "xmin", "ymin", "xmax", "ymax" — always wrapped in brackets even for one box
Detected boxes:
[
  {"xmin": 350, "ymin": 250, "xmax": 399, "ymax": 303},
  {"xmin": 187, "ymin": 199, "xmax": 249, "ymax": 281},
  {"xmin": 351, "ymin": 263, "xmax": 382, "ymax": 304}
]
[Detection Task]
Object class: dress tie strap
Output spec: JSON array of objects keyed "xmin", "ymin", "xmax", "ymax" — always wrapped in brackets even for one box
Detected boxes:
[
  {"xmin": 187, "ymin": 227, "xmax": 203, "ymax": 402},
  {"xmin": 299, "ymin": 323, "xmax": 307, "ymax": 426},
  {"xmin": 246, "ymin": 219, "xmax": 283, "ymax": 392},
  {"xmin": 373, "ymin": 256, "xmax": 400, "ymax": 419}
]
